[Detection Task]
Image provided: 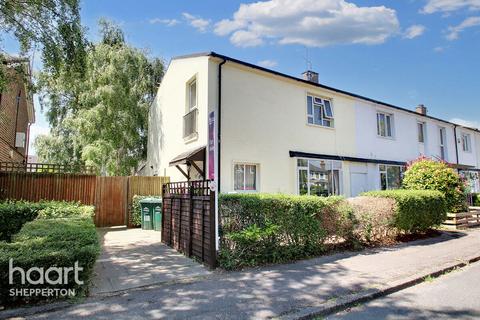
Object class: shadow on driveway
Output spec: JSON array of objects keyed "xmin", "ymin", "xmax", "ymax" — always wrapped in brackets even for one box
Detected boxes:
[{"xmin": 91, "ymin": 227, "xmax": 211, "ymax": 295}]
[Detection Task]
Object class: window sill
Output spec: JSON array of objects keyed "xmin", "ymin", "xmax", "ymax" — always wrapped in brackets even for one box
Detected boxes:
[
  {"xmin": 183, "ymin": 133, "xmax": 198, "ymax": 144},
  {"xmin": 306, "ymin": 123, "xmax": 335, "ymax": 130},
  {"xmin": 377, "ymin": 135, "xmax": 395, "ymax": 141},
  {"xmin": 231, "ymin": 190, "xmax": 258, "ymax": 193}
]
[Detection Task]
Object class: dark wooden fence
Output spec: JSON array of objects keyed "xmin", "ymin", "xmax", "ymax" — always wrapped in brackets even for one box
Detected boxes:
[
  {"xmin": 162, "ymin": 181, "xmax": 216, "ymax": 269},
  {"xmin": 0, "ymin": 172, "xmax": 97, "ymax": 204},
  {"xmin": 0, "ymin": 164, "xmax": 169, "ymax": 227}
]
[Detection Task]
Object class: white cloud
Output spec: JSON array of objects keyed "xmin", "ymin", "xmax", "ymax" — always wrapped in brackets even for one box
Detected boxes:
[
  {"xmin": 403, "ymin": 25, "xmax": 426, "ymax": 39},
  {"xmin": 257, "ymin": 59, "xmax": 278, "ymax": 68},
  {"xmin": 149, "ymin": 18, "xmax": 180, "ymax": 27},
  {"xmin": 434, "ymin": 46, "xmax": 446, "ymax": 52},
  {"xmin": 446, "ymin": 16, "xmax": 480, "ymax": 39},
  {"xmin": 28, "ymin": 124, "xmax": 50, "ymax": 155},
  {"xmin": 450, "ymin": 118, "xmax": 480, "ymax": 129},
  {"xmin": 422, "ymin": 0, "xmax": 480, "ymax": 14},
  {"xmin": 214, "ymin": 0, "xmax": 400, "ymax": 48},
  {"xmin": 182, "ymin": 12, "xmax": 211, "ymax": 32},
  {"xmin": 231, "ymin": 30, "xmax": 264, "ymax": 47}
]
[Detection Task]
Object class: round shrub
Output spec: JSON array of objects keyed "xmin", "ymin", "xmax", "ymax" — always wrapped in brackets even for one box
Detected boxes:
[{"xmin": 402, "ymin": 157, "xmax": 468, "ymax": 213}]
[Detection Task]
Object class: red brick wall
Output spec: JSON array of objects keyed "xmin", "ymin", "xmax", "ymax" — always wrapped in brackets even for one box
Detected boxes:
[{"xmin": 0, "ymin": 70, "xmax": 30, "ymax": 163}]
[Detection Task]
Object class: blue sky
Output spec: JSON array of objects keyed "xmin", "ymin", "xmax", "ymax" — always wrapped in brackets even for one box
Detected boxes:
[{"xmin": 3, "ymin": 0, "xmax": 480, "ymax": 154}]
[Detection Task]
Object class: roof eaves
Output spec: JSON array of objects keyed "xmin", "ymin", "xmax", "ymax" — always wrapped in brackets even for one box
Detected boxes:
[{"xmin": 172, "ymin": 51, "xmax": 479, "ymax": 133}]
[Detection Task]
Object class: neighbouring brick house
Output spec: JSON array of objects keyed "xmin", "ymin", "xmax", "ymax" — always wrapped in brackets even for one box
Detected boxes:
[{"xmin": 0, "ymin": 56, "xmax": 35, "ymax": 163}]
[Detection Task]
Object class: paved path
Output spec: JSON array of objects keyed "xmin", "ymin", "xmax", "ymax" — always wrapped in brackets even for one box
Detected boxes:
[
  {"xmin": 328, "ymin": 260, "xmax": 480, "ymax": 319},
  {"xmin": 6, "ymin": 229, "xmax": 480, "ymax": 320},
  {"xmin": 91, "ymin": 227, "xmax": 210, "ymax": 294}
]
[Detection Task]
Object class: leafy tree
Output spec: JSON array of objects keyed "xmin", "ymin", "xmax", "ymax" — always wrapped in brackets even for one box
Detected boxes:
[
  {"xmin": 402, "ymin": 157, "xmax": 468, "ymax": 213},
  {"xmin": 0, "ymin": 0, "xmax": 87, "ymax": 91},
  {"xmin": 36, "ymin": 20, "xmax": 164, "ymax": 175}
]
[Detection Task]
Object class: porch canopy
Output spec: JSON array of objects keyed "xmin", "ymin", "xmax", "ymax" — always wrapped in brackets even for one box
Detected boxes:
[{"xmin": 169, "ymin": 145, "xmax": 206, "ymax": 180}]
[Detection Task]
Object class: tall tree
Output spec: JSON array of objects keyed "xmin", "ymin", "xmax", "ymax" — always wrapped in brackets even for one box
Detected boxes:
[
  {"xmin": 36, "ymin": 20, "xmax": 164, "ymax": 175},
  {"xmin": 0, "ymin": 0, "xmax": 87, "ymax": 90}
]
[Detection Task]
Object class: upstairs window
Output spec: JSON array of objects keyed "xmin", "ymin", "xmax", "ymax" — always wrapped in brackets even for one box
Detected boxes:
[
  {"xmin": 377, "ymin": 112, "xmax": 394, "ymax": 138},
  {"xmin": 184, "ymin": 78, "xmax": 198, "ymax": 139},
  {"xmin": 418, "ymin": 122, "xmax": 426, "ymax": 143},
  {"xmin": 307, "ymin": 95, "xmax": 334, "ymax": 128},
  {"xmin": 462, "ymin": 133, "xmax": 472, "ymax": 152},
  {"xmin": 188, "ymin": 79, "xmax": 197, "ymax": 111}
]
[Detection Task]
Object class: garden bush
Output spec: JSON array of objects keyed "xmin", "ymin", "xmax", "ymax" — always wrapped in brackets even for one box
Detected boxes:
[
  {"xmin": 0, "ymin": 200, "xmax": 100, "ymax": 307},
  {"xmin": 130, "ymin": 195, "xmax": 161, "ymax": 227},
  {"xmin": 362, "ymin": 190, "xmax": 447, "ymax": 233},
  {"xmin": 36, "ymin": 201, "xmax": 94, "ymax": 220},
  {"xmin": 0, "ymin": 217, "xmax": 100, "ymax": 306},
  {"xmin": 218, "ymin": 193, "xmax": 354, "ymax": 270},
  {"xmin": 472, "ymin": 193, "xmax": 480, "ymax": 207},
  {"xmin": 402, "ymin": 157, "xmax": 468, "ymax": 213},
  {"xmin": 0, "ymin": 201, "xmax": 45, "ymax": 242},
  {"xmin": 347, "ymin": 196, "xmax": 399, "ymax": 244}
]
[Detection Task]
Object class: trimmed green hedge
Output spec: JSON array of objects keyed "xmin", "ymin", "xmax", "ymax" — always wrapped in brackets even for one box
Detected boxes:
[
  {"xmin": 0, "ymin": 201, "xmax": 100, "ymax": 307},
  {"xmin": 218, "ymin": 193, "xmax": 354, "ymax": 270},
  {"xmin": 0, "ymin": 201, "xmax": 44, "ymax": 242},
  {"xmin": 361, "ymin": 190, "xmax": 447, "ymax": 233}
]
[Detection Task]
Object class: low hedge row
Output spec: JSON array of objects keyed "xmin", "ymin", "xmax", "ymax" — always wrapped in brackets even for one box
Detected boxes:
[
  {"xmin": 219, "ymin": 190, "xmax": 447, "ymax": 270},
  {"xmin": 362, "ymin": 190, "xmax": 447, "ymax": 233},
  {"xmin": 0, "ymin": 201, "xmax": 94, "ymax": 242},
  {"xmin": 219, "ymin": 194, "xmax": 354, "ymax": 270},
  {"xmin": 0, "ymin": 201, "xmax": 100, "ymax": 307}
]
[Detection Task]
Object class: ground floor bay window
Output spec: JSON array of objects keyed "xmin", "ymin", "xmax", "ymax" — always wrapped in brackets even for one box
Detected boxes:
[
  {"xmin": 379, "ymin": 164, "xmax": 405, "ymax": 190},
  {"xmin": 297, "ymin": 159, "xmax": 342, "ymax": 196}
]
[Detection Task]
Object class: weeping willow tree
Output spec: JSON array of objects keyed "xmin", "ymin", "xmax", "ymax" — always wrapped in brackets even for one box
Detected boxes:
[
  {"xmin": 0, "ymin": 0, "xmax": 87, "ymax": 91},
  {"xmin": 36, "ymin": 20, "xmax": 164, "ymax": 175}
]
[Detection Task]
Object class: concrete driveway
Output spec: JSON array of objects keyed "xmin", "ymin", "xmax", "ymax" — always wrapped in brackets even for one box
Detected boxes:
[{"xmin": 91, "ymin": 227, "xmax": 211, "ymax": 295}]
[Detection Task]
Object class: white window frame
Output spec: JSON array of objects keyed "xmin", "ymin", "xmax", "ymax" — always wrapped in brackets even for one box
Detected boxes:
[
  {"xmin": 377, "ymin": 111, "xmax": 394, "ymax": 138},
  {"xmin": 296, "ymin": 158, "xmax": 343, "ymax": 196},
  {"xmin": 306, "ymin": 94, "xmax": 334, "ymax": 128},
  {"xmin": 439, "ymin": 127, "xmax": 447, "ymax": 160},
  {"xmin": 378, "ymin": 164, "xmax": 404, "ymax": 190},
  {"xmin": 233, "ymin": 162, "xmax": 259, "ymax": 192},
  {"xmin": 462, "ymin": 133, "xmax": 472, "ymax": 153},
  {"xmin": 187, "ymin": 78, "xmax": 197, "ymax": 112},
  {"xmin": 417, "ymin": 121, "xmax": 426, "ymax": 143}
]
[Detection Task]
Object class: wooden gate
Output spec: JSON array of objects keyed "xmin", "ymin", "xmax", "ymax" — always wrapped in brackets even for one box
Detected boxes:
[
  {"xmin": 162, "ymin": 181, "xmax": 216, "ymax": 269},
  {"xmin": 94, "ymin": 176, "xmax": 128, "ymax": 227}
]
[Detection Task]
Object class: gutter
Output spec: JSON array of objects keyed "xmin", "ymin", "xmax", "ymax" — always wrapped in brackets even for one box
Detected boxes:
[
  {"xmin": 454, "ymin": 124, "xmax": 460, "ymax": 166},
  {"xmin": 217, "ymin": 59, "xmax": 226, "ymax": 192}
]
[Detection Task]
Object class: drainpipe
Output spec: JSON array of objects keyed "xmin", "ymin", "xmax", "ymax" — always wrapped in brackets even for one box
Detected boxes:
[
  {"xmin": 217, "ymin": 59, "xmax": 226, "ymax": 193},
  {"xmin": 453, "ymin": 124, "xmax": 460, "ymax": 166}
]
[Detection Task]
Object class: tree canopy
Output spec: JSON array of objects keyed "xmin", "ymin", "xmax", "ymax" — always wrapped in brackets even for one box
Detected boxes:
[
  {"xmin": 0, "ymin": 0, "xmax": 86, "ymax": 91},
  {"xmin": 36, "ymin": 20, "xmax": 164, "ymax": 175}
]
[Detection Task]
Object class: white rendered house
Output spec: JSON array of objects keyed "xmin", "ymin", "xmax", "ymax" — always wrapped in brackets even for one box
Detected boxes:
[{"xmin": 144, "ymin": 52, "xmax": 480, "ymax": 197}]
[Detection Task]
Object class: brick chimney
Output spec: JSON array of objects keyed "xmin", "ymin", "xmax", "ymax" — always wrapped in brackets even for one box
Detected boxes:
[
  {"xmin": 302, "ymin": 70, "xmax": 319, "ymax": 84},
  {"xmin": 416, "ymin": 104, "xmax": 427, "ymax": 115}
]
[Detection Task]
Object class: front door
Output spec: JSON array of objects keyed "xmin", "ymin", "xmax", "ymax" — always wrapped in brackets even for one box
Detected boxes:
[{"xmin": 350, "ymin": 173, "xmax": 368, "ymax": 197}]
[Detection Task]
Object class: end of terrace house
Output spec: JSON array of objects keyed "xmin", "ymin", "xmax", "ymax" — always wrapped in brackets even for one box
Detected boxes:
[{"xmin": 142, "ymin": 51, "xmax": 480, "ymax": 197}]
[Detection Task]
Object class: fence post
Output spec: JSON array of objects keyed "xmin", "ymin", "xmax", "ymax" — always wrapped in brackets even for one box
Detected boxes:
[
  {"xmin": 188, "ymin": 183, "xmax": 194, "ymax": 257},
  {"xmin": 209, "ymin": 189, "xmax": 217, "ymax": 269}
]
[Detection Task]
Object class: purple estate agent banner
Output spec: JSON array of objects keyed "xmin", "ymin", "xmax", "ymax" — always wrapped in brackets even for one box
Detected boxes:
[{"xmin": 208, "ymin": 111, "xmax": 215, "ymax": 180}]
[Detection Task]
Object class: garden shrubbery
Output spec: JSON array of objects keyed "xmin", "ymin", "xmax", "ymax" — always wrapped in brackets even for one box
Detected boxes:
[
  {"xmin": 362, "ymin": 190, "xmax": 447, "ymax": 233},
  {"xmin": 219, "ymin": 194, "xmax": 354, "ymax": 270},
  {"xmin": 347, "ymin": 196, "xmax": 398, "ymax": 244},
  {"xmin": 219, "ymin": 190, "xmax": 447, "ymax": 270},
  {"xmin": 0, "ymin": 201, "xmax": 100, "ymax": 307},
  {"xmin": 402, "ymin": 157, "xmax": 468, "ymax": 213}
]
